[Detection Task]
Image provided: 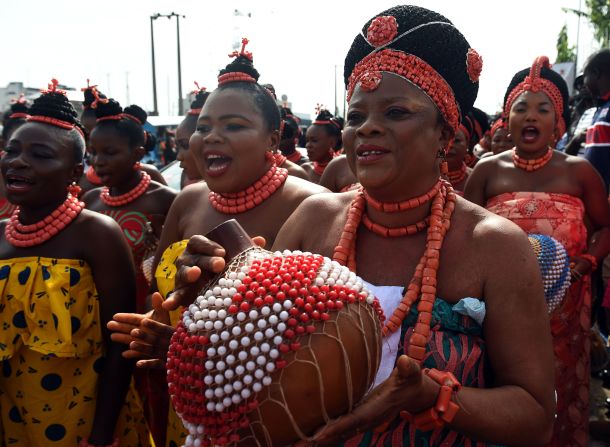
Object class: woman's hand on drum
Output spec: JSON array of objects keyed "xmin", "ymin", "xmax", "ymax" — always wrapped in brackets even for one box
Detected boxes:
[
  {"xmin": 163, "ymin": 234, "xmax": 266, "ymax": 311},
  {"xmin": 295, "ymin": 355, "xmax": 439, "ymax": 446},
  {"xmin": 107, "ymin": 292, "xmax": 175, "ymax": 369}
]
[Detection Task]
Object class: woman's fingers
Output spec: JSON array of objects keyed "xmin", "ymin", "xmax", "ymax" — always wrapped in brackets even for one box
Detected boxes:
[{"xmin": 136, "ymin": 358, "xmax": 166, "ymax": 370}]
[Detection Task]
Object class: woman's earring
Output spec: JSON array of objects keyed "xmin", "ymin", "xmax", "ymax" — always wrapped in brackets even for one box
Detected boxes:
[
  {"xmin": 68, "ymin": 182, "xmax": 82, "ymax": 197},
  {"xmin": 437, "ymin": 147, "xmax": 448, "ymax": 175}
]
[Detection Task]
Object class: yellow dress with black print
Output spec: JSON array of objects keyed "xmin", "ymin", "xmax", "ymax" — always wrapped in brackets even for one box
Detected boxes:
[
  {"xmin": 0, "ymin": 257, "xmax": 152, "ymax": 447},
  {"xmin": 155, "ymin": 241, "xmax": 188, "ymax": 447}
]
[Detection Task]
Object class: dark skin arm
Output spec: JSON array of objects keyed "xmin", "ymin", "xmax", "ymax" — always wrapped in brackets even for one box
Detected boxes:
[{"xmin": 85, "ymin": 217, "xmax": 137, "ymax": 445}]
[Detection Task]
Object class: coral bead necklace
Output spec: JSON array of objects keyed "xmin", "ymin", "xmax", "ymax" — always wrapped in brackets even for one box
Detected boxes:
[
  {"xmin": 332, "ymin": 178, "xmax": 457, "ymax": 364},
  {"xmin": 100, "ymin": 171, "xmax": 151, "ymax": 207},
  {"xmin": 209, "ymin": 153, "xmax": 288, "ymax": 214},
  {"xmin": 5, "ymin": 193, "xmax": 84, "ymax": 247},
  {"xmin": 512, "ymin": 147, "xmax": 552, "ymax": 172},
  {"xmin": 446, "ymin": 163, "xmax": 467, "ymax": 186}
]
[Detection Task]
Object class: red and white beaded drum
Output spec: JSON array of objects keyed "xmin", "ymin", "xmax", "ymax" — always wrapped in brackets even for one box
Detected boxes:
[{"xmin": 167, "ymin": 221, "xmax": 383, "ymax": 447}]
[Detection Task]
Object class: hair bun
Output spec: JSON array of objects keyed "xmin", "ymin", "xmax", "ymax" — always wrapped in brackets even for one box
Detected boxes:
[
  {"xmin": 94, "ymin": 98, "xmax": 123, "ymax": 119},
  {"xmin": 123, "ymin": 104, "xmax": 147, "ymax": 125}
]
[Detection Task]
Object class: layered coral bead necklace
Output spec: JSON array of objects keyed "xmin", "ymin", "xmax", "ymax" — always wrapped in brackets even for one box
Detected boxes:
[
  {"xmin": 512, "ymin": 147, "xmax": 553, "ymax": 172},
  {"xmin": 209, "ymin": 153, "xmax": 288, "ymax": 214},
  {"xmin": 446, "ymin": 163, "xmax": 467, "ymax": 186},
  {"xmin": 332, "ymin": 178, "xmax": 457, "ymax": 364},
  {"xmin": 5, "ymin": 193, "xmax": 84, "ymax": 247},
  {"xmin": 100, "ymin": 171, "xmax": 151, "ymax": 207}
]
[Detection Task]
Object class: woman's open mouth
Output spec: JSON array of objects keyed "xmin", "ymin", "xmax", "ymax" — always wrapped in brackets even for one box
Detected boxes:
[{"xmin": 205, "ymin": 153, "xmax": 233, "ymax": 177}]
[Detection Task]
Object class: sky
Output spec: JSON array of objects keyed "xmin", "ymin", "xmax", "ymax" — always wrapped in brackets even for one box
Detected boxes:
[{"xmin": 0, "ymin": 0, "xmax": 600, "ymax": 118}]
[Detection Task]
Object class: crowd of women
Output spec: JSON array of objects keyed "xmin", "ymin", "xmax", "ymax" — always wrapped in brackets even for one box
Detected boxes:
[{"xmin": 1, "ymin": 3, "xmax": 610, "ymax": 446}]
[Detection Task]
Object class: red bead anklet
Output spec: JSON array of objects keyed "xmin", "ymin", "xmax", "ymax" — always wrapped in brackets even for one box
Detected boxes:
[
  {"xmin": 5, "ymin": 193, "xmax": 84, "ymax": 247},
  {"xmin": 100, "ymin": 171, "xmax": 151, "ymax": 206}
]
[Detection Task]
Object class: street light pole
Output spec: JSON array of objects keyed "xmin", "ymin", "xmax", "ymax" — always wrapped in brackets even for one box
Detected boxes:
[
  {"xmin": 150, "ymin": 14, "xmax": 160, "ymax": 116},
  {"xmin": 174, "ymin": 13, "xmax": 184, "ymax": 115}
]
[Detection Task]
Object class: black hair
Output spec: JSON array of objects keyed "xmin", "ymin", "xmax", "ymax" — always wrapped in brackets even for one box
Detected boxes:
[
  {"xmin": 344, "ymin": 5, "xmax": 478, "ymax": 119},
  {"xmin": 94, "ymin": 99, "xmax": 146, "ymax": 148},
  {"xmin": 280, "ymin": 106, "xmax": 299, "ymax": 141},
  {"xmin": 2, "ymin": 100, "xmax": 29, "ymax": 141},
  {"xmin": 190, "ymin": 89, "xmax": 210, "ymax": 111},
  {"xmin": 217, "ymin": 55, "xmax": 280, "ymax": 133},
  {"xmin": 313, "ymin": 109, "xmax": 343, "ymax": 150},
  {"xmin": 29, "ymin": 89, "xmax": 85, "ymax": 162},
  {"xmin": 143, "ymin": 130, "xmax": 157, "ymax": 152},
  {"xmin": 585, "ymin": 49, "xmax": 610, "ymax": 77},
  {"xmin": 81, "ymin": 86, "xmax": 107, "ymax": 121},
  {"xmin": 504, "ymin": 64, "xmax": 570, "ymax": 131}
]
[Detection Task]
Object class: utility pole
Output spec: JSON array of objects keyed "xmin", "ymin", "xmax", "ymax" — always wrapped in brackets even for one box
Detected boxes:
[
  {"xmin": 150, "ymin": 13, "xmax": 160, "ymax": 115},
  {"xmin": 125, "ymin": 71, "xmax": 130, "ymax": 105},
  {"xmin": 150, "ymin": 12, "xmax": 185, "ymax": 116}
]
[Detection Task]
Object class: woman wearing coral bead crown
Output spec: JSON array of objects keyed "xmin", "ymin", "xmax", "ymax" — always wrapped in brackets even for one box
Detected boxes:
[
  {"xmin": 140, "ymin": 6, "xmax": 557, "ymax": 446},
  {"xmin": 0, "ymin": 80, "xmax": 150, "ymax": 446},
  {"xmin": 464, "ymin": 56, "xmax": 610, "ymax": 447}
]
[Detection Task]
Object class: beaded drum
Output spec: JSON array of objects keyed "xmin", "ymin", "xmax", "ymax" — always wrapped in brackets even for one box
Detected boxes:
[
  {"xmin": 167, "ymin": 221, "xmax": 384, "ymax": 447},
  {"xmin": 528, "ymin": 234, "xmax": 570, "ymax": 313}
]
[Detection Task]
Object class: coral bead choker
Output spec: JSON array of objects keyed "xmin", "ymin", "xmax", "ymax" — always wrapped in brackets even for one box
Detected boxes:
[
  {"xmin": 512, "ymin": 148, "xmax": 552, "ymax": 172},
  {"xmin": 209, "ymin": 155, "xmax": 288, "ymax": 214},
  {"xmin": 332, "ymin": 179, "xmax": 457, "ymax": 364},
  {"xmin": 100, "ymin": 171, "xmax": 151, "ymax": 207},
  {"xmin": 5, "ymin": 193, "xmax": 84, "ymax": 247},
  {"xmin": 313, "ymin": 161, "xmax": 329, "ymax": 176},
  {"xmin": 446, "ymin": 163, "xmax": 467, "ymax": 186}
]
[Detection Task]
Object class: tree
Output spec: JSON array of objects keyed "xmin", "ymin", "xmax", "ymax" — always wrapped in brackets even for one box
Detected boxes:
[
  {"xmin": 556, "ymin": 24, "xmax": 577, "ymax": 62},
  {"xmin": 564, "ymin": 0, "xmax": 610, "ymax": 47}
]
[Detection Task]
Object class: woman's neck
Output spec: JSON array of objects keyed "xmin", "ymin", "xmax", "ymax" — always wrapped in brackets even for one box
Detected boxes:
[
  {"xmin": 109, "ymin": 170, "xmax": 143, "ymax": 196},
  {"xmin": 18, "ymin": 195, "xmax": 66, "ymax": 224},
  {"xmin": 447, "ymin": 157, "xmax": 464, "ymax": 171}
]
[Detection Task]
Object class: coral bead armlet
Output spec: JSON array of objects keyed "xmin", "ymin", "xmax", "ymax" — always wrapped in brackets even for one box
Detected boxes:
[
  {"xmin": 100, "ymin": 171, "xmax": 151, "ymax": 206},
  {"xmin": 400, "ymin": 368, "xmax": 461, "ymax": 431}
]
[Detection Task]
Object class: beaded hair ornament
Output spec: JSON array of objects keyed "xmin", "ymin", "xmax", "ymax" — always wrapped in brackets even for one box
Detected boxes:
[
  {"xmin": 27, "ymin": 79, "xmax": 85, "ymax": 138},
  {"xmin": 93, "ymin": 98, "xmax": 143, "ymax": 125},
  {"xmin": 347, "ymin": 15, "xmax": 483, "ymax": 134},
  {"xmin": 188, "ymin": 82, "xmax": 207, "ymax": 116},
  {"xmin": 490, "ymin": 117, "xmax": 506, "ymax": 138},
  {"xmin": 8, "ymin": 94, "xmax": 29, "ymax": 120},
  {"xmin": 218, "ymin": 38, "xmax": 257, "ymax": 86},
  {"xmin": 313, "ymin": 106, "xmax": 341, "ymax": 129},
  {"xmin": 504, "ymin": 56, "xmax": 566, "ymax": 137}
]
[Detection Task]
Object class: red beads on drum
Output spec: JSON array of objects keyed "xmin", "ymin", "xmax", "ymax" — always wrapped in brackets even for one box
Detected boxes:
[
  {"xmin": 5, "ymin": 193, "xmax": 84, "ymax": 247},
  {"xmin": 100, "ymin": 171, "xmax": 151, "ymax": 206},
  {"xmin": 209, "ymin": 155, "xmax": 288, "ymax": 214}
]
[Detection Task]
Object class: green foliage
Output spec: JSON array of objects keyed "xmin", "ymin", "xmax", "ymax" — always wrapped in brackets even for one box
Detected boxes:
[
  {"xmin": 564, "ymin": 0, "xmax": 610, "ymax": 47},
  {"xmin": 556, "ymin": 24, "xmax": 577, "ymax": 62}
]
